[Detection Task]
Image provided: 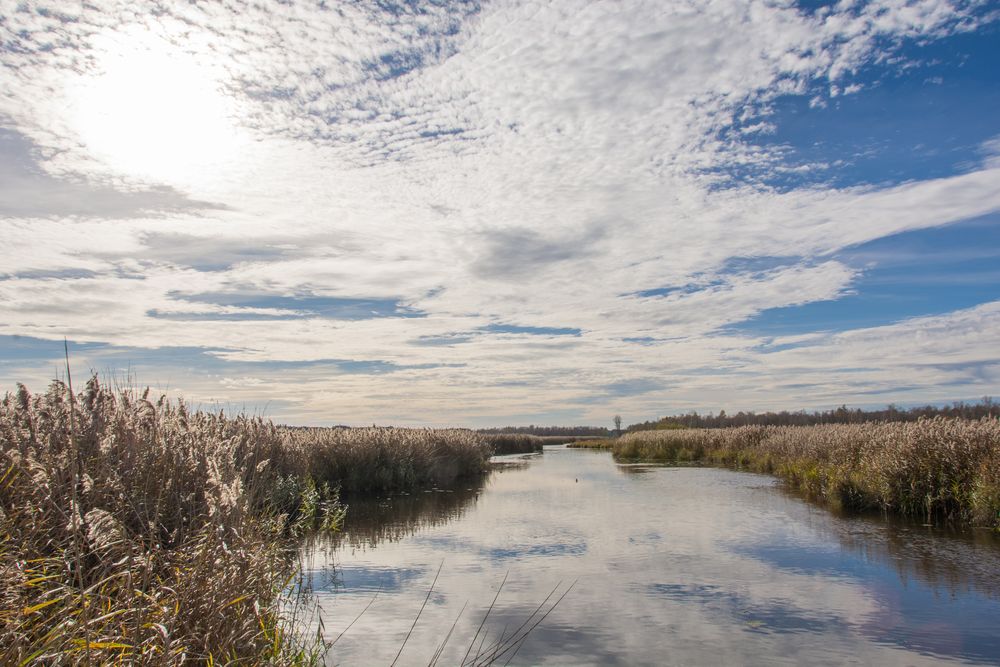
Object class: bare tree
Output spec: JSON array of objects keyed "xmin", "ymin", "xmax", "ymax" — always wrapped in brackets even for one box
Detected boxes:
[{"xmin": 613, "ymin": 415, "xmax": 622, "ymax": 436}]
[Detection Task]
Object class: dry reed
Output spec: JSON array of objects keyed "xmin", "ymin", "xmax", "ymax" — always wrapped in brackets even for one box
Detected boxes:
[
  {"xmin": 278, "ymin": 426, "xmax": 491, "ymax": 497},
  {"xmin": 614, "ymin": 419, "xmax": 1000, "ymax": 528},
  {"xmin": 480, "ymin": 433, "xmax": 599, "ymax": 454},
  {"xmin": 0, "ymin": 377, "xmax": 491, "ymax": 664},
  {"xmin": 479, "ymin": 433, "xmax": 545, "ymax": 455}
]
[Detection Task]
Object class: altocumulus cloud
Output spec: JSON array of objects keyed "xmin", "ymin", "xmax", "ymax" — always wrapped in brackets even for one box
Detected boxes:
[{"xmin": 0, "ymin": 0, "xmax": 998, "ymax": 426}]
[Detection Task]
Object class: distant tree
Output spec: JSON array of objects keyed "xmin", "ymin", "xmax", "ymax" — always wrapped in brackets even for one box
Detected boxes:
[
  {"xmin": 478, "ymin": 425, "xmax": 610, "ymax": 436},
  {"xmin": 613, "ymin": 415, "xmax": 622, "ymax": 435},
  {"xmin": 622, "ymin": 396, "xmax": 1000, "ymax": 432}
]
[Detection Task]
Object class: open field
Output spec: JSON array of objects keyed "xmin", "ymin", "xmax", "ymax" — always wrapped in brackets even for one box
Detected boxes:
[
  {"xmin": 0, "ymin": 378, "xmax": 490, "ymax": 664},
  {"xmin": 613, "ymin": 420, "xmax": 1000, "ymax": 529}
]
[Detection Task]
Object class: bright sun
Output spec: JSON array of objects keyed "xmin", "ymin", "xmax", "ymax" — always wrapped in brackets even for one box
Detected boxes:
[{"xmin": 71, "ymin": 25, "xmax": 244, "ymax": 185}]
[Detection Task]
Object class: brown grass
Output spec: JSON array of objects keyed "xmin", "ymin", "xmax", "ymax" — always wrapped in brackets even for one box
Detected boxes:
[
  {"xmin": 482, "ymin": 433, "xmax": 603, "ymax": 454},
  {"xmin": 613, "ymin": 419, "xmax": 1000, "ymax": 529},
  {"xmin": 0, "ymin": 377, "xmax": 490, "ymax": 664},
  {"xmin": 480, "ymin": 433, "xmax": 545, "ymax": 455},
  {"xmin": 279, "ymin": 426, "xmax": 491, "ymax": 497},
  {"xmin": 565, "ymin": 438, "xmax": 614, "ymax": 450}
]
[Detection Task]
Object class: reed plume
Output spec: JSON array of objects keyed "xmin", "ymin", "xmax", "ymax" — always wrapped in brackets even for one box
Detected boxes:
[{"xmin": 0, "ymin": 377, "xmax": 491, "ymax": 664}]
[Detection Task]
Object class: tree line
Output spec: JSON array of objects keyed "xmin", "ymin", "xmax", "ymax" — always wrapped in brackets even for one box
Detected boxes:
[
  {"xmin": 625, "ymin": 397, "xmax": 997, "ymax": 432},
  {"xmin": 479, "ymin": 425, "xmax": 611, "ymax": 436}
]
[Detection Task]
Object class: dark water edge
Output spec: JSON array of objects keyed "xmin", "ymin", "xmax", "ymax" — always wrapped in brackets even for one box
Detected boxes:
[{"xmin": 301, "ymin": 446, "xmax": 1000, "ymax": 666}]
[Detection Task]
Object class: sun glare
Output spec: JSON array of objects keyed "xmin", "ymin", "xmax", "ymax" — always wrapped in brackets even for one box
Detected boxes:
[{"xmin": 71, "ymin": 26, "xmax": 244, "ymax": 185}]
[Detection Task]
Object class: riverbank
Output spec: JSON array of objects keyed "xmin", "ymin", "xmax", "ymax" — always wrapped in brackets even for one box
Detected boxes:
[
  {"xmin": 483, "ymin": 433, "xmax": 603, "ymax": 454},
  {"xmin": 566, "ymin": 438, "xmax": 614, "ymax": 449},
  {"xmin": 0, "ymin": 378, "xmax": 491, "ymax": 664},
  {"xmin": 613, "ymin": 420, "xmax": 1000, "ymax": 530},
  {"xmin": 481, "ymin": 432, "xmax": 546, "ymax": 454}
]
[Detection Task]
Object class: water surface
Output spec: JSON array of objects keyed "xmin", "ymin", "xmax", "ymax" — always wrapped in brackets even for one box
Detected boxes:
[{"xmin": 303, "ymin": 446, "xmax": 1000, "ymax": 666}]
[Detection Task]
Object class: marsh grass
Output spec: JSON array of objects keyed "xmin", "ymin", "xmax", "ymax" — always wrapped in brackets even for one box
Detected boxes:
[
  {"xmin": 535, "ymin": 435, "xmax": 601, "ymax": 446},
  {"xmin": 613, "ymin": 420, "xmax": 1000, "ymax": 529},
  {"xmin": 565, "ymin": 438, "xmax": 614, "ymax": 450},
  {"xmin": 0, "ymin": 377, "xmax": 491, "ymax": 664},
  {"xmin": 480, "ymin": 433, "xmax": 545, "ymax": 455},
  {"xmin": 482, "ymin": 433, "xmax": 601, "ymax": 454},
  {"xmin": 281, "ymin": 427, "xmax": 491, "ymax": 498}
]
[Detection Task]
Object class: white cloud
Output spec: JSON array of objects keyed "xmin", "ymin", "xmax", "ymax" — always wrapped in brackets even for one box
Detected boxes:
[{"xmin": 0, "ymin": 0, "xmax": 997, "ymax": 424}]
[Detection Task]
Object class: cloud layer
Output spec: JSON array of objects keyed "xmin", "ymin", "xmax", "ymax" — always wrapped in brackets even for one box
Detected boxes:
[{"xmin": 1, "ymin": 0, "xmax": 998, "ymax": 425}]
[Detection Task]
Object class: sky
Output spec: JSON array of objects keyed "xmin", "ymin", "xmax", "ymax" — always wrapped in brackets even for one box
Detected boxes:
[{"xmin": 0, "ymin": 0, "xmax": 998, "ymax": 427}]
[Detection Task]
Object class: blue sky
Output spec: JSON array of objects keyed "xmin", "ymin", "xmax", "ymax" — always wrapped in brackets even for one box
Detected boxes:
[
  {"xmin": 726, "ymin": 22, "xmax": 1000, "ymax": 190},
  {"xmin": 730, "ymin": 214, "xmax": 1000, "ymax": 335},
  {"xmin": 0, "ymin": 0, "xmax": 998, "ymax": 426}
]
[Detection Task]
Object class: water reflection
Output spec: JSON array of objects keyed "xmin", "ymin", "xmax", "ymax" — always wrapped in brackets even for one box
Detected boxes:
[
  {"xmin": 307, "ymin": 446, "xmax": 1000, "ymax": 666},
  {"xmin": 817, "ymin": 515, "xmax": 1000, "ymax": 599},
  {"xmin": 620, "ymin": 459, "xmax": 1000, "ymax": 599},
  {"xmin": 646, "ymin": 581, "xmax": 847, "ymax": 634},
  {"xmin": 319, "ymin": 454, "xmax": 551, "ymax": 552},
  {"xmin": 737, "ymin": 509, "xmax": 1000, "ymax": 663},
  {"xmin": 333, "ymin": 483, "xmax": 487, "ymax": 552}
]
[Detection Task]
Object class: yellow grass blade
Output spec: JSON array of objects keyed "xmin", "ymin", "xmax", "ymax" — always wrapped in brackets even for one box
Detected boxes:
[
  {"xmin": 70, "ymin": 640, "xmax": 133, "ymax": 650},
  {"xmin": 19, "ymin": 649, "xmax": 47, "ymax": 666},
  {"xmin": 223, "ymin": 594, "xmax": 251, "ymax": 609},
  {"xmin": 23, "ymin": 598, "xmax": 61, "ymax": 614},
  {"xmin": 0, "ymin": 463, "xmax": 17, "ymax": 488}
]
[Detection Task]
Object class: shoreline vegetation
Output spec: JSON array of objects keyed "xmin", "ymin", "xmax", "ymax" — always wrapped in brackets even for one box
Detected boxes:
[
  {"xmin": 623, "ymin": 398, "xmax": 997, "ymax": 431},
  {"xmin": 566, "ymin": 438, "xmax": 615, "ymax": 450},
  {"xmin": 480, "ymin": 433, "xmax": 545, "ymax": 455},
  {"xmin": 0, "ymin": 378, "xmax": 492, "ymax": 664},
  {"xmin": 482, "ymin": 433, "xmax": 602, "ymax": 455},
  {"xmin": 612, "ymin": 420, "xmax": 1000, "ymax": 530},
  {"xmin": 4, "ymin": 377, "xmax": 997, "ymax": 663}
]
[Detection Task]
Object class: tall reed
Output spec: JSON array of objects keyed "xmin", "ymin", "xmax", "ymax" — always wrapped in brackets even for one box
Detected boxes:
[
  {"xmin": 0, "ymin": 377, "xmax": 491, "ymax": 663},
  {"xmin": 613, "ymin": 419, "xmax": 1000, "ymax": 528},
  {"xmin": 279, "ymin": 426, "xmax": 491, "ymax": 497},
  {"xmin": 480, "ymin": 433, "xmax": 545, "ymax": 455}
]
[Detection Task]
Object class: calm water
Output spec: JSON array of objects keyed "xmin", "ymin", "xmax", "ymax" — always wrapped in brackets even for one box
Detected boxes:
[{"xmin": 302, "ymin": 446, "xmax": 1000, "ymax": 666}]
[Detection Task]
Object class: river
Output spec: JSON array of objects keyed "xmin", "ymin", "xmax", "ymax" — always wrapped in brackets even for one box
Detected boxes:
[{"xmin": 301, "ymin": 445, "xmax": 1000, "ymax": 666}]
